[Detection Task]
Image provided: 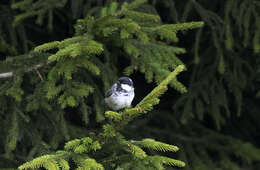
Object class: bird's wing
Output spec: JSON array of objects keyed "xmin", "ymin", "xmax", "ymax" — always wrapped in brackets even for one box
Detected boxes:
[{"xmin": 105, "ymin": 83, "xmax": 117, "ymax": 97}]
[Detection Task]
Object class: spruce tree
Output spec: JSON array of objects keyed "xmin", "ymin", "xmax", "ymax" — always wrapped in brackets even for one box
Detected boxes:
[
  {"xmin": 0, "ymin": 0, "xmax": 203, "ymax": 169},
  {"xmin": 1, "ymin": 0, "xmax": 260, "ymax": 170},
  {"xmin": 18, "ymin": 65, "xmax": 187, "ymax": 169}
]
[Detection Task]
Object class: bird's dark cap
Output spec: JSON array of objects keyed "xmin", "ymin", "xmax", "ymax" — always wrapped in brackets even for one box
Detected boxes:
[{"xmin": 118, "ymin": 77, "xmax": 134, "ymax": 87}]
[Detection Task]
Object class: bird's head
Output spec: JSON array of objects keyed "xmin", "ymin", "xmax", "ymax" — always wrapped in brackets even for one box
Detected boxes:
[{"xmin": 118, "ymin": 77, "xmax": 134, "ymax": 91}]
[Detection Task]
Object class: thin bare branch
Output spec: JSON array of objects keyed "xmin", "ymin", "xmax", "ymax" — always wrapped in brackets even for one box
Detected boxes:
[
  {"xmin": 35, "ymin": 69, "xmax": 44, "ymax": 81},
  {"xmin": 0, "ymin": 72, "xmax": 14, "ymax": 78},
  {"xmin": 0, "ymin": 61, "xmax": 52, "ymax": 79}
]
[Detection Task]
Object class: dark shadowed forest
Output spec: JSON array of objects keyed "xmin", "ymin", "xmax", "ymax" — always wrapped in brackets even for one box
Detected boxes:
[{"xmin": 0, "ymin": 0, "xmax": 260, "ymax": 169}]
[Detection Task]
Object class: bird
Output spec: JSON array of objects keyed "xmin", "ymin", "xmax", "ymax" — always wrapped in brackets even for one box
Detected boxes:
[{"xmin": 105, "ymin": 77, "xmax": 135, "ymax": 111}]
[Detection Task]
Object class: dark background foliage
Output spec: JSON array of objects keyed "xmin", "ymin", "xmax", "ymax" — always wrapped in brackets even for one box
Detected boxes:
[{"xmin": 0, "ymin": 0, "xmax": 260, "ymax": 169}]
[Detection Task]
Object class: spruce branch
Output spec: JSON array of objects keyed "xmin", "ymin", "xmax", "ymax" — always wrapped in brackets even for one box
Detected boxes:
[
  {"xmin": 150, "ymin": 156, "xmax": 186, "ymax": 167},
  {"xmin": 134, "ymin": 138, "xmax": 179, "ymax": 152},
  {"xmin": 156, "ymin": 21, "xmax": 204, "ymax": 32},
  {"xmin": 5, "ymin": 109, "xmax": 19, "ymax": 156},
  {"xmin": 18, "ymin": 65, "xmax": 186, "ymax": 170},
  {"xmin": 128, "ymin": 144, "xmax": 147, "ymax": 159},
  {"xmin": 105, "ymin": 111, "xmax": 122, "ymax": 122},
  {"xmin": 108, "ymin": 65, "xmax": 186, "ymax": 129},
  {"xmin": 18, "ymin": 151, "xmax": 71, "ymax": 170},
  {"xmin": 122, "ymin": 0, "xmax": 148, "ymax": 10},
  {"xmin": 137, "ymin": 65, "xmax": 186, "ymax": 106}
]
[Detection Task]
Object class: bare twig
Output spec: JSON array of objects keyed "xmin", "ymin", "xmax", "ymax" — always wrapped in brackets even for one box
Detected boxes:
[
  {"xmin": 0, "ymin": 72, "xmax": 14, "ymax": 78},
  {"xmin": 0, "ymin": 61, "xmax": 52, "ymax": 79},
  {"xmin": 35, "ymin": 69, "xmax": 44, "ymax": 81}
]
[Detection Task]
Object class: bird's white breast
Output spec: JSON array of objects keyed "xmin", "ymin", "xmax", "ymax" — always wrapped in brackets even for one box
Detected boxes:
[{"xmin": 105, "ymin": 90, "xmax": 134, "ymax": 111}]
